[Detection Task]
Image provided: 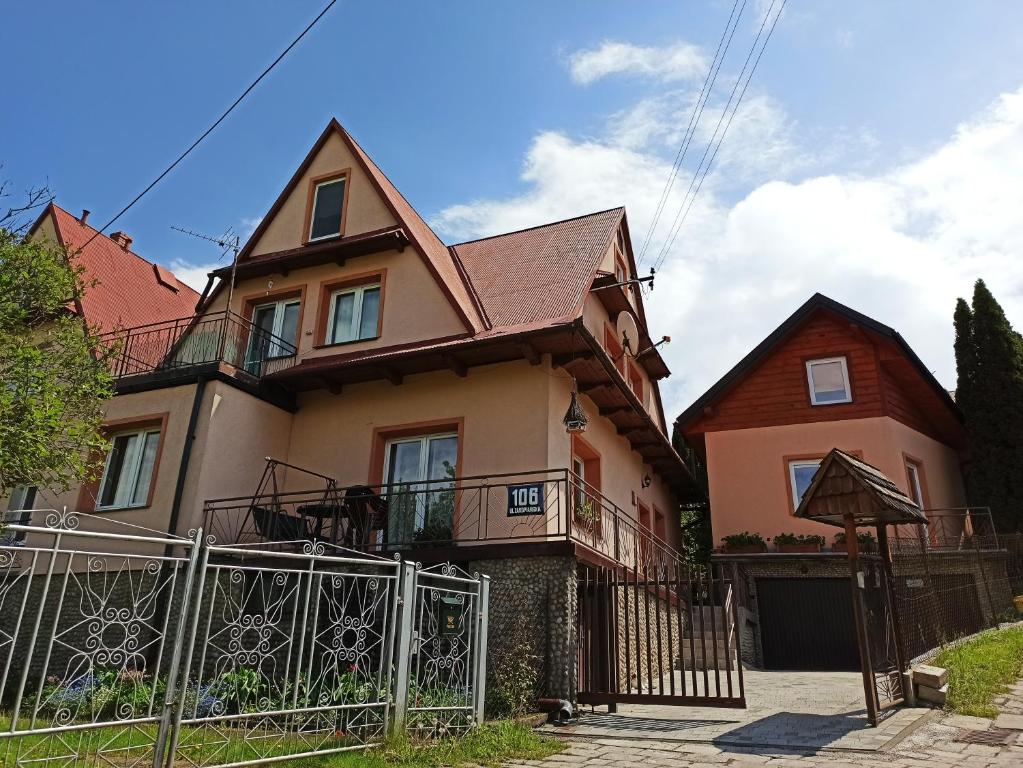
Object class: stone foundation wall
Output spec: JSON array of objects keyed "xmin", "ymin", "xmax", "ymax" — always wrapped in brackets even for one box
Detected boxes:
[
  {"xmin": 467, "ymin": 555, "xmax": 577, "ymax": 701},
  {"xmin": 613, "ymin": 583, "xmax": 682, "ymax": 691}
]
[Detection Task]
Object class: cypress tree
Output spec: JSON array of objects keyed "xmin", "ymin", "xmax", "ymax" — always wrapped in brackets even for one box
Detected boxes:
[{"xmin": 954, "ymin": 280, "xmax": 1023, "ymax": 532}]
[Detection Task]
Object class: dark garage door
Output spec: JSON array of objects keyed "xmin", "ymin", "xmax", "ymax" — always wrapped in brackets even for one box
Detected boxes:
[{"xmin": 756, "ymin": 578, "xmax": 859, "ymax": 671}]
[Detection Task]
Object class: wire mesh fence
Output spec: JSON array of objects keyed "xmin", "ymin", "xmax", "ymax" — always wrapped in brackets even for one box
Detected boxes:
[{"xmin": 883, "ymin": 508, "xmax": 1021, "ymax": 662}]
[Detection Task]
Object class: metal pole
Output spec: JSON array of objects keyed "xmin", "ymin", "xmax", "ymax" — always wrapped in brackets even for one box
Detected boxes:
[
  {"xmin": 153, "ymin": 528, "xmax": 204, "ymax": 768},
  {"xmin": 391, "ymin": 562, "xmax": 417, "ymax": 735},
  {"xmin": 473, "ymin": 575, "xmax": 490, "ymax": 723}
]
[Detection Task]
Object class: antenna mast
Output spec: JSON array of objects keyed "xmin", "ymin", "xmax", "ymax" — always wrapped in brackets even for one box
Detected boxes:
[{"xmin": 170, "ymin": 225, "xmax": 242, "ymax": 312}]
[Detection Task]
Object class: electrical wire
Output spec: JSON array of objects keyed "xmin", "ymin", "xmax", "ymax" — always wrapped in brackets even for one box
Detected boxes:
[
  {"xmin": 652, "ymin": 0, "xmax": 787, "ymax": 272},
  {"xmin": 73, "ymin": 0, "xmax": 339, "ymax": 255},
  {"xmin": 637, "ymin": 0, "xmax": 747, "ymax": 267}
]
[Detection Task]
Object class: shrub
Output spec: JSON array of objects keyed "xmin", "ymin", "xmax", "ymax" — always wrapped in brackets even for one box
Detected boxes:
[
  {"xmin": 773, "ymin": 533, "xmax": 825, "ymax": 545},
  {"xmin": 721, "ymin": 531, "xmax": 765, "ymax": 548},
  {"xmin": 485, "ymin": 619, "xmax": 541, "ymax": 718}
]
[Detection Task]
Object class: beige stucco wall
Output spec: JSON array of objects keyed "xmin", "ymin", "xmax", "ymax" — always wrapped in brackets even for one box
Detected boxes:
[
  {"xmin": 203, "ymin": 249, "xmax": 465, "ymax": 358},
  {"xmin": 247, "ymin": 131, "xmax": 397, "ymax": 258},
  {"xmin": 704, "ymin": 416, "xmax": 967, "ymax": 544}
]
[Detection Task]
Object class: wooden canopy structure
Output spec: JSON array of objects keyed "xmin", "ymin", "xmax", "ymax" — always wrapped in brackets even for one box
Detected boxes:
[
  {"xmin": 794, "ymin": 448, "xmax": 928, "ymax": 527},
  {"xmin": 794, "ymin": 448, "xmax": 926, "ymax": 727}
]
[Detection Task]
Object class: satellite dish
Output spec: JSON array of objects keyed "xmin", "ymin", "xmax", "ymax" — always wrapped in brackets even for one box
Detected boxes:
[{"xmin": 616, "ymin": 311, "xmax": 640, "ymax": 353}]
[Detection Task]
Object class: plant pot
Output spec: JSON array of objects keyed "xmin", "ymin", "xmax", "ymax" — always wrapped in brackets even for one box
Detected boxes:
[
  {"xmin": 831, "ymin": 541, "xmax": 849, "ymax": 553},
  {"xmin": 776, "ymin": 542, "xmax": 822, "ymax": 553},
  {"xmin": 722, "ymin": 543, "xmax": 767, "ymax": 554}
]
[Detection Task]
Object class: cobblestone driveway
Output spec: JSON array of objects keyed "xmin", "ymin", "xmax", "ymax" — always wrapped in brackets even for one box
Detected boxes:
[{"xmin": 520, "ymin": 671, "xmax": 1023, "ymax": 767}]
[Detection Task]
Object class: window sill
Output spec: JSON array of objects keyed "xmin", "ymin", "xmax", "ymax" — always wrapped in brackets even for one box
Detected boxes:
[
  {"xmin": 809, "ymin": 399, "xmax": 853, "ymax": 407},
  {"xmin": 313, "ymin": 335, "xmax": 381, "ymax": 350},
  {"xmin": 94, "ymin": 503, "xmax": 152, "ymax": 513},
  {"xmin": 306, "ymin": 233, "xmax": 342, "ymax": 245}
]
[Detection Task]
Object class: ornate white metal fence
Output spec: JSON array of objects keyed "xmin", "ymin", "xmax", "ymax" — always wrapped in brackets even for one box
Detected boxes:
[{"xmin": 0, "ymin": 511, "xmax": 489, "ymax": 768}]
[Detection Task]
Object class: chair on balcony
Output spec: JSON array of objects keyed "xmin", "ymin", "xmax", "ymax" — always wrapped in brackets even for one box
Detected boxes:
[
  {"xmin": 340, "ymin": 485, "xmax": 388, "ymax": 549},
  {"xmin": 251, "ymin": 505, "xmax": 310, "ymax": 543}
]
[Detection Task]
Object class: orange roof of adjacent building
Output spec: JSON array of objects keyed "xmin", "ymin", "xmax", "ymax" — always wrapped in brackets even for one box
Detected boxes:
[{"xmin": 34, "ymin": 203, "xmax": 200, "ymax": 333}]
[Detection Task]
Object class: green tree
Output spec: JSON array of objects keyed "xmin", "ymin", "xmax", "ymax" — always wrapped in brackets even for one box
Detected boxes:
[
  {"xmin": 953, "ymin": 280, "xmax": 1023, "ymax": 532},
  {"xmin": 0, "ymin": 229, "xmax": 114, "ymax": 496}
]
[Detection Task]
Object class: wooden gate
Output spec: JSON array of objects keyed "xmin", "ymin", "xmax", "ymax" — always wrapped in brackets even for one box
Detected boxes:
[{"xmin": 576, "ymin": 558, "xmax": 745, "ymax": 708}]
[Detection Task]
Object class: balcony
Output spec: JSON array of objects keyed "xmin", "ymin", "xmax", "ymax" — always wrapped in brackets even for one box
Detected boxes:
[
  {"xmin": 98, "ymin": 310, "xmax": 298, "ymax": 382},
  {"xmin": 201, "ymin": 468, "xmax": 687, "ymax": 575}
]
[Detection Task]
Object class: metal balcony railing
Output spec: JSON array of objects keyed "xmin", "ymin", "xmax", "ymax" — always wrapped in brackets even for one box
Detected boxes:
[
  {"xmin": 201, "ymin": 468, "xmax": 688, "ymax": 576},
  {"xmin": 888, "ymin": 507, "xmax": 1001, "ymax": 552},
  {"xmin": 98, "ymin": 310, "xmax": 298, "ymax": 380}
]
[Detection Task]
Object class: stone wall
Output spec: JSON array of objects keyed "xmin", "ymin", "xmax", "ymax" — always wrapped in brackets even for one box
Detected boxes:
[
  {"xmin": 612, "ymin": 582, "xmax": 682, "ymax": 692},
  {"xmin": 467, "ymin": 555, "xmax": 577, "ymax": 701}
]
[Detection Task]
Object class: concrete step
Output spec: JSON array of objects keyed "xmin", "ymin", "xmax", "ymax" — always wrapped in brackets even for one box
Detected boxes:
[{"xmin": 678, "ymin": 647, "xmax": 740, "ymax": 671}]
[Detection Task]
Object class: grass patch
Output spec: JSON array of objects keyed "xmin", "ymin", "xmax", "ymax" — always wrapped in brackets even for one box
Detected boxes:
[
  {"xmin": 330, "ymin": 721, "xmax": 564, "ymax": 767},
  {"xmin": 933, "ymin": 625, "xmax": 1023, "ymax": 718}
]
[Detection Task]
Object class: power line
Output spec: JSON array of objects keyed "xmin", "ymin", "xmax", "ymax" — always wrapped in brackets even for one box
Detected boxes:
[
  {"xmin": 74, "ymin": 0, "xmax": 339, "ymax": 255},
  {"xmin": 637, "ymin": 0, "xmax": 747, "ymax": 267},
  {"xmin": 652, "ymin": 0, "xmax": 787, "ymax": 272}
]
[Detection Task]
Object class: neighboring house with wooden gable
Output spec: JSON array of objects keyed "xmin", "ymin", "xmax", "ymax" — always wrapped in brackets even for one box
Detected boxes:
[
  {"xmin": 4, "ymin": 119, "xmax": 714, "ymax": 704},
  {"xmin": 673, "ymin": 294, "xmax": 1016, "ymax": 672},
  {"xmin": 675, "ymin": 293, "xmax": 968, "ymax": 547}
]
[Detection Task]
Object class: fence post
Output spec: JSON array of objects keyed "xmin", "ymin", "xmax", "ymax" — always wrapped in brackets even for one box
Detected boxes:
[
  {"xmin": 473, "ymin": 575, "xmax": 491, "ymax": 724},
  {"xmin": 152, "ymin": 527, "xmax": 204, "ymax": 768},
  {"xmin": 391, "ymin": 561, "xmax": 418, "ymax": 736}
]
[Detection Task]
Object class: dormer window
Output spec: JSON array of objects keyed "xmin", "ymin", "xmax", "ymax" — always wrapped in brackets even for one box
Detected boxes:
[
  {"xmin": 806, "ymin": 357, "xmax": 852, "ymax": 405},
  {"xmin": 308, "ymin": 175, "xmax": 347, "ymax": 241}
]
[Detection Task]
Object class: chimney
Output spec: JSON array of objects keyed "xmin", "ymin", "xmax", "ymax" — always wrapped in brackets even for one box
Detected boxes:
[
  {"xmin": 110, "ymin": 231, "xmax": 133, "ymax": 250},
  {"xmin": 79, "ymin": 209, "xmax": 90, "ymax": 225}
]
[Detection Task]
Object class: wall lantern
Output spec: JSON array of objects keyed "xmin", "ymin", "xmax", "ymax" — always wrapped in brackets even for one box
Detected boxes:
[
  {"xmin": 642, "ymin": 474, "xmax": 652, "ymax": 488},
  {"xmin": 563, "ymin": 379, "xmax": 588, "ymax": 434}
]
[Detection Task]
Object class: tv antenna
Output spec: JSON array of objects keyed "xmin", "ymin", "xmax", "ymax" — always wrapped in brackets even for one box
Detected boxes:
[{"xmin": 171, "ymin": 225, "xmax": 242, "ymax": 312}]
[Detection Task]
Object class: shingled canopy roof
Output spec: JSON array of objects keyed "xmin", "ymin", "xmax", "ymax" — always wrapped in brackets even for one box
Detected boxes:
[{"xmin": 794, "ymin": 448, "xmax": 927, "ymax": 527}]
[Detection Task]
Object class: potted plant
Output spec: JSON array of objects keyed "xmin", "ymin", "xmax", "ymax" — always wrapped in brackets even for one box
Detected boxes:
[
  {"xmin": 773, "ymin": 533, "xmax": 825, "ymax": 553},
  {"xmin": 832, "ymin": 531, "xmax": 876, "ymax": 553},
  {"xmin": 574, "ymin": 498, "xmax": 601, "ymax": 531},
  {"xmin": 720, "ymin": 531, "xmax": 767, "ymax": 554}
]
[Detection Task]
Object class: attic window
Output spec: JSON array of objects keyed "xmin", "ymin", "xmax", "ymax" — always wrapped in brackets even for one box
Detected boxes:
[
  {"xmin": 308, "ymin": 176, "xmax": 347, "ymax": 241},
  {"xmin": 806, "ymin": 357, "xmax": 852, "ymax": 405}
]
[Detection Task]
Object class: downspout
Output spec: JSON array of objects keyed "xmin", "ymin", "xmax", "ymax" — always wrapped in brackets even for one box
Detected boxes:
[
  {"xmin": 165, "ymin": 375, "xmax": 209, "ymax": 549},
  {"xmin": 149, "ymin": 374, "xmax": 208, "ymax": 669}
]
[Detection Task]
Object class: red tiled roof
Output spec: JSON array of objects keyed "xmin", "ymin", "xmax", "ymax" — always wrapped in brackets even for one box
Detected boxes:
[
  {"xmin": 452, "ymin": 207, "xmax": 624, "ymax": 332},
  {"xmin": 42, "ymin": 204, "xmax": 200, "ymax": 333}
]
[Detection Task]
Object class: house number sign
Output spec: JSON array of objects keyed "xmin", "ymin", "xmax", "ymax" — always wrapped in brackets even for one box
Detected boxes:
[{"xmin": 507, "ymin": 483, "xmax": 545, "ymax": 516}]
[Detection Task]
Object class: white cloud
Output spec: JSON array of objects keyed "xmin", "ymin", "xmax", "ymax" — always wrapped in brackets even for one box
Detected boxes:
[
  {"xmin": 568, "ymin": 41, "xmax": 708, "ymax": 85},
  {"xmin": 169, "ymin": 259, "xmax": 220, "ymax": 292},
  {"xmin": 432, "ymin": 79, "xmax": 1023, "ymax": 419}
]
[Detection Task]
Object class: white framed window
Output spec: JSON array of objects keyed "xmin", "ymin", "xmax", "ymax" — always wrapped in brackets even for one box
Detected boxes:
[
  {"xmin": 906, "ymin": 461, "xmax": 925, "ymax": 508},
  {"xmin": 384, "ymin": 432, "xmax": 458, "ymax": 538},
  {"xmin": 308, "ymin": 177, "xmax": 346, "ymax": 241},
  {"xmin": 246, "ymin": 298, "xmax": 300, "ymax": 372},
  {"xmin": 806, "ymin": 357, "xmax": 852, "ymax": 405},
  {"xmin": 788, "ymin": 459, "xmax": 822, "ymax": 510},
  {"xmin": 97, "ymin": 429, "xmax": 161, "ymax": 510},
  {"xmin": 326, "ymin": 283, "xmax": 381, "ymax": 344}
]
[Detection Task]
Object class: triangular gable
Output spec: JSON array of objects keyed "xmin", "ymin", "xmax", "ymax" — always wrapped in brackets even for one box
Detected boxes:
[
  {"xmin": 238, "ymin": 119, "xmax": 482, "ymax": 333},
  {"xmin": 675, "ymin": 294, "xmax": 964, "ymax": 443}
]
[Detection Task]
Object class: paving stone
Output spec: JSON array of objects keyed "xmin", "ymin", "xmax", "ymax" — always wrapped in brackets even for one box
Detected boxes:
[
  {"xmin": 993, "ymin": 713, "xmax": 1023, "ymax": 730},
  {"xmin": 912, "ymin": 664, "xmax": 949, "ymax": 689},
  {"xmin": 944, "ymin": 714, "xmax": 995, "ymax": 730}
]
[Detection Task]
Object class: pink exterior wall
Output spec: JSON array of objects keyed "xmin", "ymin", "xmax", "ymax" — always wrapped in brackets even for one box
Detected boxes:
[{"xmin": 705, "ymin": 416, "xmax": 967, "ymax": 545}]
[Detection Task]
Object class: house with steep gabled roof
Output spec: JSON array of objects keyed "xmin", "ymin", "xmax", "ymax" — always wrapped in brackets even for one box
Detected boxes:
[
  {"xmin": 29, "ymin": 203, "xmax": 201, "ymax": 332},
  {"xmin": 4, "ymin": 119, "xmax": 742, "ymax": 709},
  {"xmin": 673, "ymin": 293, "xmax": 1006, "ymax": 672}
]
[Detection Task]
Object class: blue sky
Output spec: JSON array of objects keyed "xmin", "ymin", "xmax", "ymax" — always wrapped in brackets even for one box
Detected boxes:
[{"xmin": 4, "ymin": 1, "xmax": 1023, "ymax": 413}]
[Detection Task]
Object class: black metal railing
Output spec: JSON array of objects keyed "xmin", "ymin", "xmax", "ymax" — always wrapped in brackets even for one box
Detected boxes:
[
  {"xmin": 888, "ymin": 507, "xmax": 1000, "ymax": 552},
  {"xmin": 98, "ymin": 310, "xmax": 298, "ymax": 380},
  {"xmin": 201, "ymin": 467, "xmax": 688, "ymax": 575}
]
